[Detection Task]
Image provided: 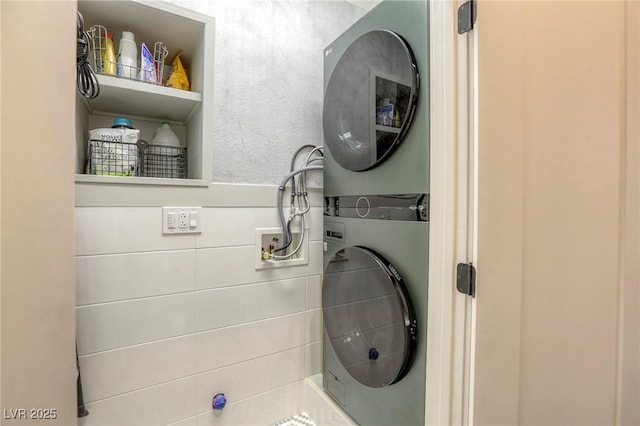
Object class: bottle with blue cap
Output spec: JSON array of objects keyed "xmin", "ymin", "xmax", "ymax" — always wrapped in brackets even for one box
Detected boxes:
[
  {"xmin": 87, "ymin": 117, "xmax": 140, "ymax": 176},
  {"xmin": 111, "ymin": 117, "xmax": 134, "ymax": 129},
  {"xmin": 89, "ymin": 117, "xmax": 138, "ymax": 142}
]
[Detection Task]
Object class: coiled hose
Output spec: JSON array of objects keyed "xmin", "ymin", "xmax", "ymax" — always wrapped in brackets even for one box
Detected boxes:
[{"xmin": 77, "ymin": 12, "xmax": 100, "ymax": 99}]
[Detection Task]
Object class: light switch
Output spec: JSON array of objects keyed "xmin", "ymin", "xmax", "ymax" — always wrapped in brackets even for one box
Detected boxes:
[
  {"xmin": 167, "ymin": 212, "xmax": 177, "ymax": 229},
  {"xmin": 189, "ymin": 211, "xmax": 198, "ymax": 228}
]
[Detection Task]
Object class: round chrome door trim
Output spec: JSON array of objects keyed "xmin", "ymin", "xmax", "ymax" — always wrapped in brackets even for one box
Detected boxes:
[
  {"xmin": 322, "ymin": 246, "xmax": 417, "ymax": 388},
  {"xmin": 323, "ymin": 29, "xmax": 420, "ymax": 172}
]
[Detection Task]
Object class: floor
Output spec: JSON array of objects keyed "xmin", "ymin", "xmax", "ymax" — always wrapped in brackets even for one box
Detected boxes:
[
  {"xmin": 274, "ymin": 413, "xmax": 317, "ymax": 426},
  {"xmin": 289, "ymin": 375, "xmax": 356, "ymax": 426}
]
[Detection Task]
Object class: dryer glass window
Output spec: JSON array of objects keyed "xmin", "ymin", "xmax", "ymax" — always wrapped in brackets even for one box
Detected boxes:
[
  {"xmin": 322, "ymin": 246, "xmax": 416, "ymax": 388},
  {"xmin": 323, "ymin": 30, "xmax": 419, "ymax": 171}
]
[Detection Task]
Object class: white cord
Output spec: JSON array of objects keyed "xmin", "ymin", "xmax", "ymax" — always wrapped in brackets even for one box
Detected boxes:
[
  {"xmin": 272, "ymin": 147, "xmax": 323, "ymax": 260},
  {"xmin": 304, "ymin": 146, "xmax": 324, "ymax": 165},
  {"xmin": 300, "ymin": 146, "xmax": 323, "ymax": 195}
]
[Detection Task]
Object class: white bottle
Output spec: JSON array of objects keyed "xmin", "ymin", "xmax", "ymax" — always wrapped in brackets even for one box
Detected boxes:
[
  {"xmin": 152, "ymin": 122, "xmax": 181, "ymax": 147},
  {"xmin": 117, "ymin": 31, "xmax": 137, "ymax": 79}
]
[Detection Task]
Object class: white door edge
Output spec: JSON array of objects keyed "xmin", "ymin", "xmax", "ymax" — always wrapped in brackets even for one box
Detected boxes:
[
  {"xmin": 425, "ymin": 0, "xmax": 472, "ymax": 424},
  {"xmin": 467, "ymin": 6, "xmax": 480, "ymax": 425},
  {"xmin": 453, "ymin": 1, "xmax": 478, "ymax": 424},
  {"xmin": 426, "ymin": 0, "xmax": 479, "ymax": 425}
]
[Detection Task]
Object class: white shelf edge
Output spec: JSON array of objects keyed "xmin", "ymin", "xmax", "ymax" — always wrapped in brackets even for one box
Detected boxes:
[
  {"xmin": 95, "ymin": 74, "xmax": 203, "ymax": 102},
  {"xmin": 75, "ymin": 174, "xmax": 209, "ymax": 187},
  {"xmin": 88, "ymin": 110, "xmax": 185, "ymax": 127},
  {"xmin": 375, "ymin": 124, "xmax": 401, "ymax": 133},
  {"xmin": 75, "ymin": 182, "xmax": 325, "ymax": 208}
]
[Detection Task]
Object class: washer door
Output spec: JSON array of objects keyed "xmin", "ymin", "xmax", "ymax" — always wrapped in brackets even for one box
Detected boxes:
[
  {"xmin": 323, "ymin": 30, "xmax": 419, "ymax": 172},
  {"xmin": 322, "ymin": 246, "xmax": 417, "ymax": 388}
]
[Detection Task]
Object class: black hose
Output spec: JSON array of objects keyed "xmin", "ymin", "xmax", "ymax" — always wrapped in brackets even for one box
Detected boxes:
[
  {"xmin": 77, "ymin": 12, "xmax": 100, "ymax": 99},
  {"xmin": 273, "ymin": 220, "xmax": 293, "ymax": 253},
  {"xmin": 76, "ymin": 345, "xmax": 89, "ymax": 417}
]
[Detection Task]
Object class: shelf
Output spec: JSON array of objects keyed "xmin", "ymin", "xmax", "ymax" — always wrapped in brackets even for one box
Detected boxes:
[
  {"xmin": 85, "ymin": 75, "xmax": 203, "ymax": 123},
  {"xmin": 75, "ymin": 174, "xmax": 208, "ymax": 187},
  {"xmin": 76, "ymin": 0, "xmax": 214, "ymax": 182},
  {"xmin": 375, "ymin": 124, "xmax": 401, "ymax": 134}
]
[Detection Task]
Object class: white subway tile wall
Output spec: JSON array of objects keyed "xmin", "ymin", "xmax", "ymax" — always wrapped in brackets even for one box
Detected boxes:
[
  {"xmin": 195, "ymin": 381, "xmax": 305, "ymax": 426},
  {"xmin": 195, "ymin": 246, "xmax": 306, "ymax": 290},
  {"xmin": 195, "ymin": 279, "xmax": 306, "ymax": 331},
  {"xmin": 306, "ymin": 342, "xmax": 323, "ymax": 378},
  {"xmin": 76, "ymin": 250, "xmax": 196, "ymax": 305},
  {"xmin": 76, "ymin": 207, "xmax": 323, "ymax": 426},
  {"xmin": 194, "ymin": 347, "xmax": 306, "ymax": 414},
  {"xmin": 78, "ymin": 377, "xmax": 197, "ymax": 426}
]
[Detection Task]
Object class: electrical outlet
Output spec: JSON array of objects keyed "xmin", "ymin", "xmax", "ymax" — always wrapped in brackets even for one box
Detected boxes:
[
  {"xmin": 163, "ymin": 207, "xmax": 201, "ymax": 234},
  {"xmin": 178, "ymin": 212, "xmax": 188, "ymax": 228}
]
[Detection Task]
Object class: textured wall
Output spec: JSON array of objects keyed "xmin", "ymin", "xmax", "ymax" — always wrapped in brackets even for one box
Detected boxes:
[{"xmin": 169, "ymin": 0, "xmax": 365, "ymax": 185}]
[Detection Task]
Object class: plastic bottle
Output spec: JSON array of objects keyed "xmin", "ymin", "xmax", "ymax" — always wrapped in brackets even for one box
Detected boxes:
[
  {"xmin": 378, "ymin": 98, "xmax": 401, "ymax": 127},
  {"xmin": 101, "ymin": 33, "xmax": 116, "ymax": 75},
  {"xmin": 381, "ymin": 98, "xmax": 392, "ymax": 126},
  {"xmin": 393, "ymin": 103, "xmax": 401, "ymax": 128},
  {"xmin": 151, "ymin": 122, "xmax": 180, "ymax": 147},
  {"xmin": 111, "ymin": 117, "xmax": 135, "ymax": 129},
  {"xmin": 105, "ymin": 118, "xmax": 139, "ymax": 176},
  {"xmin": 117, "ymin": 31, "xmax": 137, "ymax": 79}
]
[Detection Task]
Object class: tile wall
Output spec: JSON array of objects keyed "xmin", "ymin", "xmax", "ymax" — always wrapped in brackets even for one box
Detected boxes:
[{"xmin": 75, "ymin": 206, "xmax": 323, "ymax": 426}]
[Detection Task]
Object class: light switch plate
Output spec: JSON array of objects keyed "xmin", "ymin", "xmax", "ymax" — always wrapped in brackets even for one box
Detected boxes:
[{"xmin": 163, "ymin": 207, "xmax": 201, "ymax": 234}]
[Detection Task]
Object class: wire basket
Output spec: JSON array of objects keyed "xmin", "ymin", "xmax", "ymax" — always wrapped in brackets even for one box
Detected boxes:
[
  {"xmin": 87, "ymin": 139, "xmax": 187, "ymax": 179},
  {"xmin": 86, "ymin": 25, "xmax": 169, "ymax": 85},
  {"xmin": 140, "ymin": 144, "xmax": 188, "ymax": 178}
]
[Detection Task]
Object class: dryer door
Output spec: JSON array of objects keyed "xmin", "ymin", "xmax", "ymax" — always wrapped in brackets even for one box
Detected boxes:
[
  {"xmin": 323, "ymin": 30, "xmax": 419, "ymax": 172},
  {"xmin": 322, "ymin": 246, "xmax": 417, "ymax": 388}
]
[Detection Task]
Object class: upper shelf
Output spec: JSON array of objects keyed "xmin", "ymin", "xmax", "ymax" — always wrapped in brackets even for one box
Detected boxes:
[
  {"xmin": 375, "ymin": 124, "xmax": 401, "ymax": 134},
  {"xmin": 84, "ymin": 74, "xmax": 203, "ymax": 123}
]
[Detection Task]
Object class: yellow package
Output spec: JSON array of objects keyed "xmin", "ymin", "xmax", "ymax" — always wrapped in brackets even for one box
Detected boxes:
[{"xmin": 166, "ymin": 52, "xmax": 190, "ymax": 91}]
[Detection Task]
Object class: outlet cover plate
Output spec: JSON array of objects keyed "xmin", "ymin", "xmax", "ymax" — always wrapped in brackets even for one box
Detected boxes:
[{"xmin": 163, "ymin": 207, "xmax": 201, "ymax": 234}]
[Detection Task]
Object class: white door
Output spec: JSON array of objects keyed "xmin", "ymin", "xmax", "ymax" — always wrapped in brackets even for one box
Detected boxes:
[{"xmin": 469, "ymin": 1, "xmax": 636, "ymax": 425}]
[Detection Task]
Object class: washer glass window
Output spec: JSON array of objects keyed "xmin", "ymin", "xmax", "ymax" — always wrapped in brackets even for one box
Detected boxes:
[
  {"xmin": 322, "ymin": 246, "xmax": 416, "ymax": 387},
  {"xmin": 323, "ymin": 30, "xmax": 419, "ymax": 171}
]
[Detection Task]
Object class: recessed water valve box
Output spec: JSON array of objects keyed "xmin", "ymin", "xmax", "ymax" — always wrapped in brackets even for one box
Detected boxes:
[
  {"xmin": 163, "ymin": 207, "xmax": 201, "ymax": 234},
  {"xmin": 255, "ymin": 227, "xmax": 309, "ymax": 269}
]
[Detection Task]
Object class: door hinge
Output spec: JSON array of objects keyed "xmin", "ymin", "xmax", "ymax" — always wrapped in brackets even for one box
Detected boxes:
[
  {"xmin": 457, "ymin": 0, "xmax": 477, "ymax": 34},
  {"xmin": 456, "ymin": 262, "xmax": 476, "ymax": 297}
]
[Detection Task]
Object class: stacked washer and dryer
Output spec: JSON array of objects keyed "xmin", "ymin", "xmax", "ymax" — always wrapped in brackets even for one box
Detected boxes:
[{"xmin": 321, "ymin": 1, "xmax": 429, "ymax": 425}]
